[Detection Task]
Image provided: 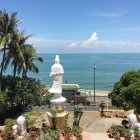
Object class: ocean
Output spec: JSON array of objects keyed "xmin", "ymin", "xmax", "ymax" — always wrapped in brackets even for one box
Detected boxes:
[{"xmin": 3, "ymin": 53, "xmax": 140, "ymax": 91}]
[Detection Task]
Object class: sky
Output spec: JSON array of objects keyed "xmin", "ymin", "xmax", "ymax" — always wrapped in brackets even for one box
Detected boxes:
[{"xmin": 1, "ymin": 0, "xmax": 140, "ymax": 53}]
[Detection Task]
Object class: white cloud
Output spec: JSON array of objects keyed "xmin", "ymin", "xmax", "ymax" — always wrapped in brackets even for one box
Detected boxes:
[
  {"xmin": 67, "ymin": 42, "xmax": 78, "ymax": 48},
  {"xmin": 83, "ymin": 39, "xmax": 140, "ymax": 49},
  {"xmin": 28, "ymin": 34, "xmax": 140, "ymax": 53},
  {"xmin": 82, "ymin": 32, "xmax": 99, "ymax": 47},
  {"xmin": 89, "ymin": 32, "xmax": 99, "ymax": 41},
  {"xmin": 82, "ymin": 32, "xmax": 140, "ymax": 49}
]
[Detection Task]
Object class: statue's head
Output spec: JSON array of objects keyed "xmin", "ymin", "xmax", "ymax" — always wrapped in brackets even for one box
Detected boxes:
[
  {"xmin": 55, "ymin": 55, "xmax": 60, "ymax": 64},
  {"xmin": 17, "ymin": 116, "xmax": 25, "ymax": 125}
]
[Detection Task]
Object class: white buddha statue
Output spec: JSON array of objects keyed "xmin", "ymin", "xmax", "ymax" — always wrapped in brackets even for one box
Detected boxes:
[
  {"xmin": 49, "ymin": 55, "xmax": 66, "ymax": 104},
  {"xmin": 127, "ymin": 111, "xmax": 140, "ymax": 131},
  {"xmin": 12, "ymin": 116, "xmax": 26, "ymax": 136}
]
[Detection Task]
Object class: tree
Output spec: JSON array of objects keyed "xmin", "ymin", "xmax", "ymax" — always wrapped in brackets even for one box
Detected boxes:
[
  {"xmin": 0, "ymin": 10, "xmax": 21, "ymax": 90},
  {"xmin": 0, "ymin": 75, "xmax": 50, "ymax": 119},
  {"xmin": 108, "ymin": 70, "xmax": 140, "ymax": 111},
  {"xmin": 4, "ymin": 30, "xmax": 31, "ymax": 77},
  {"xmin": 0, "ymin": 91, "xmax": 7, "ymax": 118},
  {"xmin": 17, "ymin": 44, "xmax": 43, "ymax": 78}
]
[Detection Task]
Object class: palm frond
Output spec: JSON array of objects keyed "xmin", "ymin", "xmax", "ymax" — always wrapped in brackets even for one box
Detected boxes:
[
  {"xmin": 37, "ymin": 57, "xmax": 43, "ymax": 62},
  {"xmin": 0, "ymin": 36, "xmax": 6, "ymax": 46}
]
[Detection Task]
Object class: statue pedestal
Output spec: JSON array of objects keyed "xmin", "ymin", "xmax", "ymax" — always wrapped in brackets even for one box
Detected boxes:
[
  {"xmin": 50, "ymin": 96, "xmax": 67, "ymax": 110},
  {"xmin": 50, "ymin": 96, "xmax": 67, "ymax": 104},
  {"xmin": 47, "ymin": 111, "xmax": 69, "ymax": 128}
]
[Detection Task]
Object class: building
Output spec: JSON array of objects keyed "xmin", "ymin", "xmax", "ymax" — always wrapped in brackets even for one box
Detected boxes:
[{"xmin": 62, "ymin": 84, "xmax": 89, "ymax": 105}]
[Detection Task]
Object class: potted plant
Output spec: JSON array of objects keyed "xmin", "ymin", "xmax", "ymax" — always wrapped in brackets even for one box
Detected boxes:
[
  {"xmin": 2, "ymin": 119, "xmax": 16, "ymax": 140},
  {"xmin": 100, "ymin": 101, "xmax": 106, "ymax": 117},
  {"xmin": 72, "ymin": 126, "xmax": 82, "ymax": 140},
  {"xmin": 123, "ymin": 129, "xmax": 132, "ymax": 140},
  {"xmin": 114, "ymin": 132, "xmax": 121, "ymax": 140},
  {"xmin": 73, "ymin": 105, "xmax": 83, "ymax": 127},
  {"xmin": 27, "ymin": 127, "xmax": 41, "ymax": 140},
  {"xmin": 107, "ymin": 125, "xmax": 122, "ymax": 138},
  {"xmin": 118, "ymin": 127, "xmax": 126, "ymax": 137},
  {"xmin": 111, "ymin": 125, "xmax": 126, "ymax": 137},
  {"xmin": 61, "ymin": 125, "xmax": 72, "ymax": 140},
  {"xmin": 41, "ymin": 123, "xmax": 50, "ymax": 134},
  {"xmin": 1, "ymin": 130, "xmax": 15, "ymax": 140},
  {"xmin": 134, "ymin": 129, "xmax": 140, "ymax": 140}
]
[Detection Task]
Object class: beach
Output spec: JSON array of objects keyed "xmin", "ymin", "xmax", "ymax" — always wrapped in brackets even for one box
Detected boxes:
[{"xmin": 79, "ymin": 89, "xmax": 110, "ymax": 96}]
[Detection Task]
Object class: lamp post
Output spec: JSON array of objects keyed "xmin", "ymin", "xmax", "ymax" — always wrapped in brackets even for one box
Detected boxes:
[{"xmin": 93, "ymin": 63, "xmax": 96, "ymax": 102}]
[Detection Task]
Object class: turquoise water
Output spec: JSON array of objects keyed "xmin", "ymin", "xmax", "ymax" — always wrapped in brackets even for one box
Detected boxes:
[{"xmin": 3, "ymin": 53, "xmax": 140, "ymax": 91}]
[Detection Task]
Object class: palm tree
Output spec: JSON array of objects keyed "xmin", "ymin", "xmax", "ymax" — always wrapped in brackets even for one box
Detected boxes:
[
  {"xmin": 4, "ymin": 31, "xmax": 31, "ymax": 77},
  {"xmin": 3, "ymin": 30, "xmax": 43, "ymax": 78},
  {"xmin": 17, "ymin": 44, "xmax": 43, "ymax": 78},
  {"xmin": 0, "ymin": 10, "xmax": 21, "ymax": 90}
]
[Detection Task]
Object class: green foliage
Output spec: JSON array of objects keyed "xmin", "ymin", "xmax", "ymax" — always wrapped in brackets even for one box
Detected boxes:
[
  {"xmin": 0, "ymin": 76, "xmax": 50, "ymax": 120},
  {"xmin": 0, "ymin": 10, "xmax": 22, "ymax": 90},
  {"xmin": 25, "ymin": 115, "xmax": 36, "ymax": 130},
  {"xmin": 111, "ymin": 125, "xmax": 124, "ymax": 134},
  {"xmin": 123, "ymin": 129, "xmax": 132, "ymax": 137},
  {"xmin": 3, "ymin": 119, "xmax": 16, "ymax": 140},
  {"xmin": 100, "ymin": 101, "xmax": 106, "ymax": 111},
  {"xmin": 26, "ymin": 109, "xmax": 46, "ymax": 116},
  {"xmin": 63, "ymin": 125, "xmax": 72, "ymax": 134},
  {"xmin": 134, "ymin": 129, "xmax": 140, "ymax": 137},
  {"xmin": 42, "ymin": 123, "xmax": 50, "ymax": 134},
  {"xmin": 27, "ymin": 127, "xmax": 41, "ymax": 140},
  {"xmin": 109, "ymin": 70, "xmax": 140, "ymax": 111},
  {"xmin": 1, "ymin": 131, "xmax": 15, "ymax": 140},
  {"xmin": 2, "ymin": 76, "xmax": 49, "ymax": 106},
  {"xmin": 39, "ymin": 134, "xmax": 47, "ymax": 140},
  {"xmin": 46, "ymin": 129, "xmax": 58, "ymax": 140},
  {"xmin": 0, "ymin": 91, "xmax": 8, "ymax": 115},
  {"xmin": 72, "ymin": 126, "xmax": 82, "ymax": 137},
  {"xmin": 4, "ymin": 119, "xmax": 16, "ymax": 131},
  {"xmin": 50, "ymin": 108, "xmax": 57, "ymax": 129},
  {"xmin": 50, "ymin": 108, "xmax": 57, "ymax": 118},
  {"xmin": 0, "ymin": 10, "xmax": 43, "ymax": 81},
  {"xmin": 73, "ymin": 105, "xmax": 83, "ymax": 127}
]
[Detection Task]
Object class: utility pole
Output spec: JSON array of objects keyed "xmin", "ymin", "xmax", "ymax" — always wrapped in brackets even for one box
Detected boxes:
[{"xmin": 93, "ymin": 63, "xmax": 96, "ymax": 102}]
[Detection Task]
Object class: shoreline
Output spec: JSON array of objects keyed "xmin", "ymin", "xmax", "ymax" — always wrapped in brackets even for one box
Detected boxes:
[{"xmin": 79, "ymin": 89, "xmax": 111, "ymax": 96}]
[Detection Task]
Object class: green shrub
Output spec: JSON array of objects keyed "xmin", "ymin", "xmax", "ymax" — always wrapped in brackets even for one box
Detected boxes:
[
  {"xmin": 4, "ymin": 119, "xmax": 16, "ymax": 131},
  {"xmin": 0, "ymin": 76, "xmax": 50, "ymax": 119},
  {"xmin": 25, "ymin": 115, "xmax": 36, "ymax": 130},
  {"xmin": 0, "ymin": 91, "xmax": 8, "ymax": 115},
  {"xmin": 26, "ymin": 109, "xmax": 45, "ymax": 116},
  {"xmin": 109, "ymin": 70, "xmax": 140, "ymax": 111},
  {"xmin": 46, "ymin": 129, "xmax": 58, "ymax": 140},
  {"xmin": 123, "ymin": 129, "xmax": 132, "ymax": 137},
  {"xmin": 134, "ymin": 129, "xmax": 140, "ymax": 137}
]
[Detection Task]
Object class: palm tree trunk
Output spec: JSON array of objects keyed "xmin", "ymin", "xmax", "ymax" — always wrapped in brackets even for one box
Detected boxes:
[
  {"xmin": 22, "ymin": 68, "xmax": 27, "ymax": 78},
  {"xmin": 13, "ymin": 62, "xmax": 17, "ymax": 78},
  {"xmin": 0, "ymin": 44, "xmax": 7, "ymax": 91}
]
